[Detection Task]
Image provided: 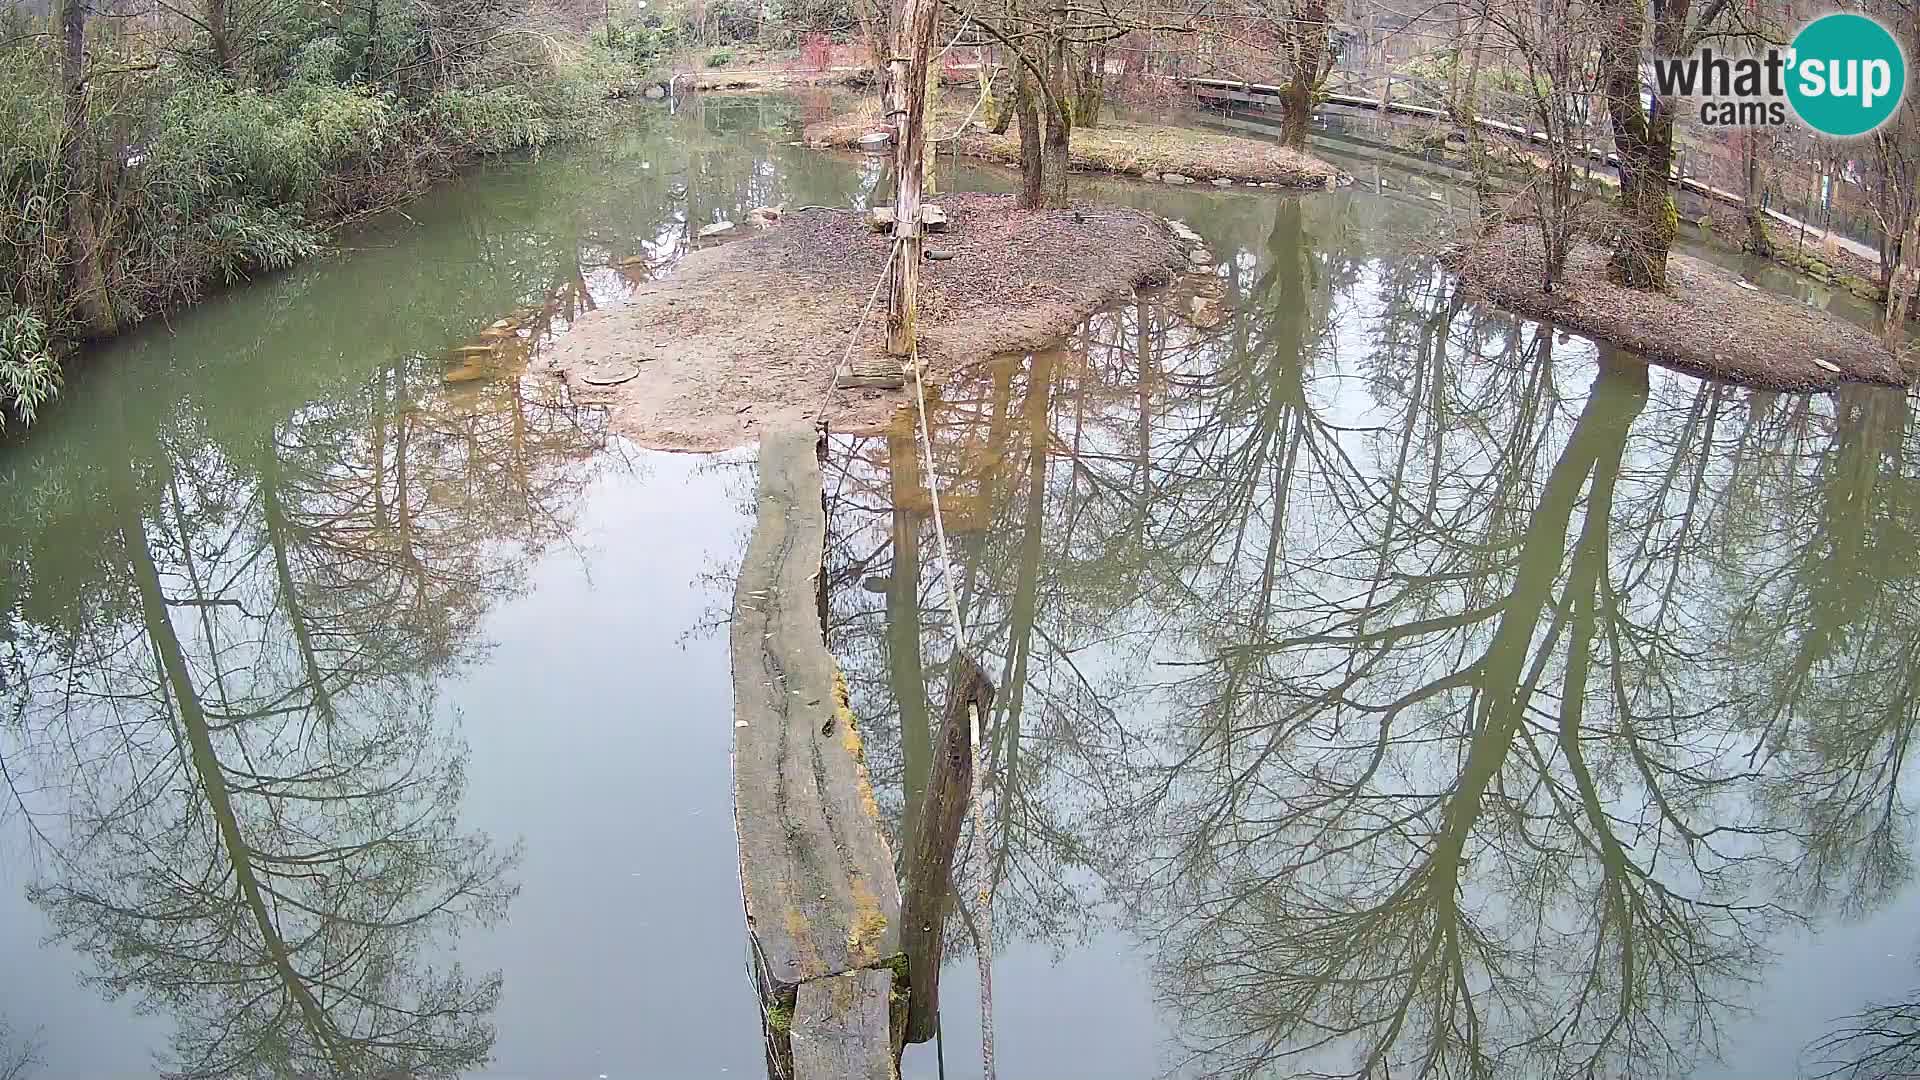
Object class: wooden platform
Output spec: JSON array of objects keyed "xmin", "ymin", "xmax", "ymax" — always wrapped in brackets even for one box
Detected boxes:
[{"xmin": 732, "ymin": 425, "xmax": 903, "ymax": 1076}]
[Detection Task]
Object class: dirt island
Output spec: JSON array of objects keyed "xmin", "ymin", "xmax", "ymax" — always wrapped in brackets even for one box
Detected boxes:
[
  {"xmin": 1448, "ymin": 225, "xmax": 1915, "ymax": 392},
  {"xmin": 805, "ymin": 102, "xmax": 1344, "ymax": 190},
  {"xmin": 539, "ymin": 192, "xmax": 1188, "ymax": 450}
]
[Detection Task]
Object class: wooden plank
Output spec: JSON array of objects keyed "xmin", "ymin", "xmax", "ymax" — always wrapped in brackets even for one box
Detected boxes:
[
  {"xmin": 733, "ymin": 425, "xmax": 903, "ymax": 995},
  {"xmin": 900, "ymin": 659, "xmax": 994, "ymax": 1044},
  {"xmin": 790, "ymin": 968, "xmax": 896, "ymax": 1080}
]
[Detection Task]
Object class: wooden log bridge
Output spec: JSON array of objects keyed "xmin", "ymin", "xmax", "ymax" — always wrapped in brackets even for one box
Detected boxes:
[{"xmin": 733, "ymin": 425, "xmax": 905, "ymax": 1079}]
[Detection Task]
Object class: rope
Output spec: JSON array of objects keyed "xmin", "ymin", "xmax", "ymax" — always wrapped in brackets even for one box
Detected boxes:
[
  {"xmin": 964, "ymin": 701, "xmax": 995, "ymax": 1080},
  {"xmin": 907, "ymin": 339, "xmax": 996, "ymax": 1080},
  {"xmin": 812, "ymin": 223, "xmax": 996, "ymax": 1080},
  {"xmin": 815, "ymin": 239, "xmax": 903, "ymax": 423},
  {"xmin": 908, "ymin": 340, "xmax": 968, "ymax": 650}
]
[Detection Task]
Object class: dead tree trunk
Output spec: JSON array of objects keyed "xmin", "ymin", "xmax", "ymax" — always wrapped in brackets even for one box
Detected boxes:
[
  {"xmin": 900, "ymin": 658, "xmax": 995, "ymax": 1044},
  {"xmin": 885, "ymin": 0, "xmax": 940, "ymax": 356}
]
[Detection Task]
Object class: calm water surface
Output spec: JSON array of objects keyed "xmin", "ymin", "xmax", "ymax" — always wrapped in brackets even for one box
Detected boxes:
[
  {"xmin": 1, "ymin": 94, "xmax": 1914, "ymax": 1080},
  {"xmin": 826, "ymin": 188, "xmax": 1920, "ymax": 1080}
]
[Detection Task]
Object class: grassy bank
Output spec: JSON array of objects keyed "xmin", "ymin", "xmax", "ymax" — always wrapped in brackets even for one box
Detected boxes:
[
  {"xmin": 805, "ymin": 99, "xmax": 1344, "ymax": 189},
  {"xmin": 0, "ymin": 6, "xmax": 662, "ymax": 431}
]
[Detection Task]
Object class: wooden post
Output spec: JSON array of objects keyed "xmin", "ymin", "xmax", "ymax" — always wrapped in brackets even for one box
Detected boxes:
[
  {"xmin": 885, "ymin": 0, "xmax": 940, "ymax": 357},
  {"xmin": 899, "ymin": 657, "xmax": 995, "ymax": 1044},
  {"xmin": 924, "ymin": 55, "xmax": 940, "ymax": 198}
]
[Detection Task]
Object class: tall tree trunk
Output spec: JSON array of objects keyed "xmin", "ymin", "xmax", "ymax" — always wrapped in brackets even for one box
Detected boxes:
[
  {"xmin": 1073, "ymin": 42, "xmax": 1106, "ymax": 126},
  {"xmin": 1884, "ymin": 205, "xmax": 1920, "ymax": 354},
  {"xmin": 1452, "ymin": 18, "xmax": 1497, "ymax": 228},
  {"xmin": 1744, "ymin": 132, "xmax": 1772, "ymax": 257},
  {"xmin": 1014, "ymin": 67, "xmax": 1043, "ymax": 209},
  {"xmin": 364, "ymin": 0, "xmax": 381, "ymax": 74},
  {"xmin": 1036, "ymin": 3, "xmax": 1071, "ymax": 209},
  {"xmin": 1040, "ymin": 103, "xmax": 1070, "ymax": 208},
  {"xmin": 1279, "ymin": 0, "xmax": 1330, "ymax": 150},
  {"xmin": 987, "ymin": 54, "xmax": 1013, "ymax": 134},
  {"xmin": 924, "ymin": 56, "xmax": 940, "ymax": 197},
  {"xmin": 59, "ymin": 0, "xmax": 116, "ymax": 337},
  {"xmin": 1602, "ymin": 0, "xmax": 1677, "ymax": 289},
  {"xmin": 884, "ymin": 0, "xmax": 939, "ymax": 355},
  {"xmin": 207, "ymin": 0, "xmax": 234, "ymax": 75}
]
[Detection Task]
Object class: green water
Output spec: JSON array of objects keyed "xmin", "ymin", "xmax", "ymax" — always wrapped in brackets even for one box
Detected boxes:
[
  {"xmin": 0, "ymin": 93, "xmax": 1914, "ymax": 1080},
  {"xmin": 826, "ymin": 193, "xmax": 1920, "ymax": 1079},
  {"xmin": 0, "ymin": 97, "xmax": 848, "ymax": 1079}
]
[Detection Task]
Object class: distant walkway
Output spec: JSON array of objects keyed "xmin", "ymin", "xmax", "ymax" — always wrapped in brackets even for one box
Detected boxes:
[{"xmin": 1183, "ymin": 76, "xmax": 1883, "ymax": 270}]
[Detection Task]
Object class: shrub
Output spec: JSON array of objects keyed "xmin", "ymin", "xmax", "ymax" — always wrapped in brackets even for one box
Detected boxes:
[
  {"xmin": 598, "ymin": 17, "xmax": 681, "ymax": 70},
  {"xmin": 200, "ymin": 201, "xmax": 325, "ymax": 282},
  {"xmin": 0, "ymin": 0, "xmax": 642, "ymax": 433},
  {"xmin": 0, "ymin": 307, "xmax": 59, "ymax": 432},
  {"xmin": 707, "ymin": 48, "xmax": 736, "ymax": 68}
]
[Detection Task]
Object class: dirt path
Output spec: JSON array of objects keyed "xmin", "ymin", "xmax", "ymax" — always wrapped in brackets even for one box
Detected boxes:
[{"xmin": 539, "ymin": 193, "xmax": 1186, "ymax": 450}]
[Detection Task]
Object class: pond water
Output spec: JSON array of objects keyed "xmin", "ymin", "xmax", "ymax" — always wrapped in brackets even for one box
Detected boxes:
[
  {"xmin": 826, "ymin": 193, "xmax": 1920, "ymax": 1080},
  {"xmin": 0, "ymin": 94, "xmax": 1914, "ymax": 1080}
]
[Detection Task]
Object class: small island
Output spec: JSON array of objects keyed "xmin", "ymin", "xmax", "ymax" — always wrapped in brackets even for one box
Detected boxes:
[
  {"xmin": 541, "ymin": 194, "xmax": 1193, "ymax": 450},
  {"xmin": 1448, "ymin": 224, "xmax": 1911, "ymax": 392},
  {"xmin": 806, "ymin": 103, "xmax": 1344, "ymax": 190}
]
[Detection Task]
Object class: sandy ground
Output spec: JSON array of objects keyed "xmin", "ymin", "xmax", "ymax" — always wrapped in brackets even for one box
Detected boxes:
[
  {"xmin": 540, "ymin": 193, "xmax": 1185, "ymax": 450},
  {"xmin": 1448, "ymin": 225, "xmax": 1912, "ymax": 392},
  {"xmin": 805, "ymin": 103, "xmax": 1343, "ymax": 190}
]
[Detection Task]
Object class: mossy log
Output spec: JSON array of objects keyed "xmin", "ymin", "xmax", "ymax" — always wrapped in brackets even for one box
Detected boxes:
[{"xmin": 733, "ymin": 424, "xmax": 904, "ymax": 1078}]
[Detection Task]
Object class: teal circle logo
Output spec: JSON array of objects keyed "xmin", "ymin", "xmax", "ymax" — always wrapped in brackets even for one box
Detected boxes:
[{"xmin": 1787, "ymin": 13, "xmax": 1905, "ymax": 136}]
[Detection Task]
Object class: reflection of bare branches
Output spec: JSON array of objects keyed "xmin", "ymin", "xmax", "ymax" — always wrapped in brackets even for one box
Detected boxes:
[
  {"xmin": 807, "ymin": 168, "xmax": 1920, "ymax": 1080},
  {"xmin": 1809, "ymin": 994, "xmax": 1920, "ymax": 1080},
  {"xmin": 0, "ymin": 1018, "xmax": 39, "ymax": 1080},
  {"xmin": 5, "ymin": 346, "xmax": 616, "ymax": 1079}
]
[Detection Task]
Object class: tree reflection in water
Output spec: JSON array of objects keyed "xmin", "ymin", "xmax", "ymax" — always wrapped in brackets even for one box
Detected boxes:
[
  {"xmin": 825, "ymin": 194, "xmax": 1920, "ymax": 1080},
  {"xmin": 1, "ymin": 357, "xmax": 615, "ymax": 1079},
  {"xmin": 0, "ymin": 95, "xmax": 934, "ymax": 1079}
]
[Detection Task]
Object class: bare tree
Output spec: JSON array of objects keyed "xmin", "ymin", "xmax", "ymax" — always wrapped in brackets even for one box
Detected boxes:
[
  {"xmin": 1596, "ymin": 0, "xmax": 1746, "ymax": 288},
  {"xmin": 1470, "ymin": 0, "xmax": 1607, "ymax": 288},
  {"xmin": 953, "ymin": 0, "xmax": 1203, "ymax": 207}
]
